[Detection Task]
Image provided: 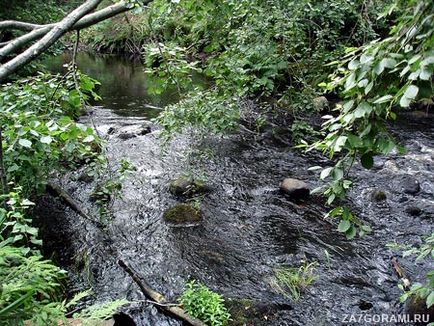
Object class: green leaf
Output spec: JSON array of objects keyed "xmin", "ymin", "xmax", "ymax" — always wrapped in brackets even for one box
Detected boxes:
[
  {"xmin": 399, "ymin": 95, "xmax": 411, "ymax": 108},
  {"xmin": 333, "ymin": 136, "xmax": 347, "ymax": 152},
  {"xmin": 373, "ymin": 95, "xmax": 393, "ymax": 104},
  {"xmin": 320, "ymin": 167, "xmax": 333, "ymax": 180},
  {"xmin": 345, "ymin": 225, "xmax": 357, "ymax": 239},
  {"xmin": 40, "ymin": 136, "xmax": 52, "ymax": 144},
  {"xmin": 361, "ymin": 153, "xmax": 374, "ymax": 169},
  {"xmin": 83, "ymin": 135, "xmax": 95, "ymax": 143},
  {"xmin": 427, "ymin": 291, "xmax": 434, "ymax": 308},
  {"xmin": 354, "ymin": 102, "xmax": 372, "ymax": 118},
  {"xmin": 338, "ymin": 219, "xmax": 351, "ymax": 233},
  {"xmin": 18, "ymin": 139, "xmax": 32, "ymax": 148},
  {"xmin": 404, "ymin": 85, "xmax": 419, "ymax": 99}
]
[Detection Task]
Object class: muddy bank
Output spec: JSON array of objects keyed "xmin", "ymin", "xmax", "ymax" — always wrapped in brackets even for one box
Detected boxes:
[{"xmin": 34, "ymin": 102, "xmax": 433, "ymax": 325}]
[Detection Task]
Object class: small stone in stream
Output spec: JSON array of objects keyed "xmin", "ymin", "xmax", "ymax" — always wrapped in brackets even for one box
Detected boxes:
[
  {"xmin": 140, "ymin": 123, "xmax": 152, "ymax": 135},
  {"xmin": 372, "ymin": 190, "xmax": 387, "ymax": 201},
  {"xmin": 113, "ymin": 312, "xmax": 136, "ymax": 326},
  {"xmin": 401, "ymin": 175, "xmax": 421, "ymax": 194},
  {"xmin": 117, "ymin": 132, "xmax": 137, "ymax": 140},
  {"xmin": 107, "ymin": 127, "xmax": 116, "ymax": 135},
  {"xmin": 405, "ymin": 205, "xmax": 422, "ymax": 216},
  {"xmin": 358, "ymin": 300, "xmax": 373, "ymax": 311},
  {"xmin": 77, "ymin": 172, "xmax": 94, "ymax": 183},
  {"xmin": 163, "ymin": 204, "xmax": 201, "ymax": 224},
  {"xmin": 169, "ymin": 176, "xmax": 208, "ymax": 197},
  {"xmin": 280, "ymin": 178, "xmax": 310, "ymax": 199}
]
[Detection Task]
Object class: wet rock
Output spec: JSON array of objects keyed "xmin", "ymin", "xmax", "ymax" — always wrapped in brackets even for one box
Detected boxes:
[
  {"xmin": 140, "ymin": 123, "xmax": 152, "ymax": 135},
  {"xmin": 226, "ymin": 299, "xmax": 281, "ymax": 326},
  {"xmin": 405, "ymin": 205, "xmax": 422, "ymax": 216},
  {"xmin": 404, "ymin": 295, "xmax": 434, "ymax": 325},
  {"xmin": 118, "ymin": 132, "xmax": 137, "ymax": 140},
  {"xmin": 117, "ymin": 123, "xmax": 152, "ymax": 140},
  {"xmin": 358, "ymin": 300, "xmax": 373, "ymax": 311},
  {"xmin": 372, "ymin": 190, "xmax": 387, "ymax": 202},
  {"xmin": 163, "ymin": 204, "xmax": 201, "ymax": 224},
  {"xmin": 313, "ymin": 96, "xmax": 329, "ymax": 110},
  {"xmin": 402, "ymin": 175, "xmax": 421, "ymax": 194},
  {"xmin": 107, "ymin": 127, "xmax": 116, "ymax": 135},
  {"xmin": 280, "ymin": 178, "xmax": 310, "ymax": 199},
  {"xmin": 77, "ymin": 172, "xmax": 94, "ymax": 183},
  {"xmin": 113, "ymin": 312, "xmax": 136, "ymax": 326},
  {"xmin": 169, "ymin": 176, "xmax": 208, "ymax": 197}
]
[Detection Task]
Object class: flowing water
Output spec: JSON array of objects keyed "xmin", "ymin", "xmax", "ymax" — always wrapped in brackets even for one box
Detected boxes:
[{"xmin": 37, "ymin": 53, "xmax": 434, "ymax": 325}]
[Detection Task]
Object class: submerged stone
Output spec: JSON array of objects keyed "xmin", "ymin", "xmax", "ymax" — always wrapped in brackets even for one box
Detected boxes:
[
  {"xmin": 372, "ymin": 190, "xmax": 387, "ymax": 201},
  {"xmin": 169, "ymin": 176, "xmax": 208, "ymax": 197},
  {"xmin": 401, "ymin": 175, "xmax": 421, "ymax": 194},
  {"xmin": 280, "ymin": 178, "xmax": 310, "ymax": 199},
  {"xmin": 163, "ymin": 204, "xmax": 201, "ymax": 224},
  {"xmin": 405, "ymin": 205, "xmax": 422, "ymax": 216}
]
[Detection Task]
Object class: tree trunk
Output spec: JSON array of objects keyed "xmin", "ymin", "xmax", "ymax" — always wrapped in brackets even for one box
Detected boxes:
[
  {"xmin": 0, "ymin": 1, "xmax": 152, "ymax": 67},
  {"xmin": 0, "ymin": 0, "xmax": 103, "ymax": 81}
]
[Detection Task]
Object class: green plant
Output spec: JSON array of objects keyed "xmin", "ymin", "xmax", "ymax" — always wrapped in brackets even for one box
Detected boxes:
[
  {"xmin": 90, "ymin": 159, "xmax": 136, "ymax": 222},
  {"xmin": 273, "ymin": 262, "xmax": 317, "ymax": 301},
  {"xmin": 0, "ymin": 71, "xmax": 101, "ymax": 195},
  {"xmin": 180, "ymin": 281, "xmax": 231, "ymax": 326},
  {"xmin": 309, "ymin": 0, "xmax": 433, "ymax": 236},
  {"xmin": 387, "ymin": 233, "xmax": 434, "ymax": 309},
  {"xmin": 0, "ymin": 189, "xmax": 67, "ymax": 326},
  {"xmin": 155, "ymin": 89, "xmax": 240, "ymax": 140}
]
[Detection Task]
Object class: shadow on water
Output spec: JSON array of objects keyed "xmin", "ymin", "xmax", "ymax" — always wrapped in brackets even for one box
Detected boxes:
[
  {"xmin": 45, "ymin": 52, "xmax": 208, "ymax": 118},
  {"xmin": 36, "ymin": 53, "xmax": 434, "ymax": 325}
]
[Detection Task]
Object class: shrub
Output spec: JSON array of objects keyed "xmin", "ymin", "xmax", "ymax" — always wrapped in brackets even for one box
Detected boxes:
[{"xmin": 180, "ymin": 281, "xmax": 231, "ymax": 326}]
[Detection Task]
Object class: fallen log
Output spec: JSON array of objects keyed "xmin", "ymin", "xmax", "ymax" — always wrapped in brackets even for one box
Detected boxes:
[
  {"xmin": 118, "ymin": 259, "xmax": 206, "ymax": 326},
  {"xmin": 46, "ymin": 181, "xmax": 103, "ymax": 228}
]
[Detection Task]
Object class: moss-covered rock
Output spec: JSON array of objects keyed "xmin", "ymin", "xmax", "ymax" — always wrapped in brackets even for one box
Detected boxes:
[
  {"xmin": 169, "ymin": 176, "xmax": 208, "ymax": 198},
  {"xmin": 372, "ymin": 190, "xmax": 387, "ymax": 201},
  {"xmin": 163, "ymin": 204, "xmax": 201, "ymax": 224},
  {"xmin": 226, "ymin": 298, "xmax": 283, "ymax": 326}
]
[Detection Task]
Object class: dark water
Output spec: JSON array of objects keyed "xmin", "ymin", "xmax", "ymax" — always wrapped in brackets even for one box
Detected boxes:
[
  {"xmin": 37, "ymin": 55, "xmax": 434, "ymax": 325},
  {"xmin": 45, "ymin": 52, "xmax": 181, "ymax": 118}
]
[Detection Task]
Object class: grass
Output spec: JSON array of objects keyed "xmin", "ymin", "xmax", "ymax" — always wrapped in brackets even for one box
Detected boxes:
[{"xmin": 273, "ymin": 261, "xmax": 317, "ymax": 301}]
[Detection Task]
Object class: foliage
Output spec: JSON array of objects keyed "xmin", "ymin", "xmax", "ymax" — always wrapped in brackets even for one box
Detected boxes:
[
  {"xmin": 0, "ymin": 189, "xmax": 66, "ymax": 326},
  {"xmin": 0, "ymin": 70, "xmax": 101, "ymax": 195},
  {"xmin": 143, "ymin": 42, "xmax": 202, "ymax": 95},
  {"xmin": 80, "ymin": 0, "xmax": 391, "ymax": 136},
  {"xmin": 180, "ymin": 281, "xmax": 231, "ymax": 326},
  {"xmin": 73, "ymin": 297, "xmax": 130, "ymax": 324},
  {"xmin": 273, "ymin": 262, "xmax": 317, "ymax": 301},
  {"xmin": 156, "ymin": 89, "xmax": 240, "ymax": 140},
  {"xmin": 309, "ymin": 0, "xmax": 433, "ymax": 236},
  {"xmin": 0, "ymin": 65, "xmax": 126, "ymax": 323},
  {"xmin": 90, "ymin": 158, "xmax": 136, "ymax": 222},
  {"xmin": 142, "ymin": 0, "xmax": 390, "ymax": 97},
  {"xmin": 388, "ymin": 233, "xmax": 434, "ymax": 309}
]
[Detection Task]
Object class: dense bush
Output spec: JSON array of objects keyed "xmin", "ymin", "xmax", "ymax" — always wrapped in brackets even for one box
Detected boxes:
[
  {"xmin": 180, "ymin": 281, "xmax": 231, "ymax": 326},
  {"xmin": 0, "ymin": 70, "xmax": 100, "ymax": 195}
]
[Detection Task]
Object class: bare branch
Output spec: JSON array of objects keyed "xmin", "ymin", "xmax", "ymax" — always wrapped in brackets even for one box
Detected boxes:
[
  {"xmin": 0, "ymin": 1, "xmax": 146, "ymax": 61},
  {"xmin": 0, "ymin": 20, "xmax": 45, "ymax": 31},
  {"xmin": 0, "ymin": 0, "xmax": 104, "ymax": 81}
]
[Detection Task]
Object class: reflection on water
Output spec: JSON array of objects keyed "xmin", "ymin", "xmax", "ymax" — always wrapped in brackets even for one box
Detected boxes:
[{"xmin": 45, "ymin": 52, "xmax": 180, "ymax": 118}]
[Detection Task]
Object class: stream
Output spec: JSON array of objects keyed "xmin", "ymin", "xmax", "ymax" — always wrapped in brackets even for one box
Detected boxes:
[{"xmin": 37, "ymin": 53, "xmax": 434, "ymax": 325}]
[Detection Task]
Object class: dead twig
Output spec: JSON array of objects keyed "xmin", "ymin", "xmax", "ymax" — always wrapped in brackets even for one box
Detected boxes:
[{"xmin": 118, "ymin": 259, "xmax": 206, "ymax": 326}]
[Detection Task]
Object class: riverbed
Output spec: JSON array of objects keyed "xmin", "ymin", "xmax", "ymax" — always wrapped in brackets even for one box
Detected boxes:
[{"xmin": 36, "ymin": 53, "xmax": 434, "ymax": 326}]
